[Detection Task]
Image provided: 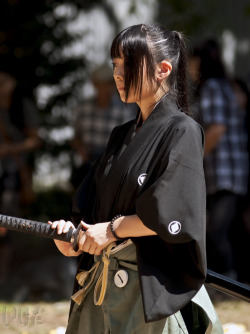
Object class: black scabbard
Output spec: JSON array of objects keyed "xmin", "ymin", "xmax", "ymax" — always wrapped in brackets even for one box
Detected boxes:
[
  {"xmin": 0, "ymin": 214, "xmax": 74, "ymax": 242},
  {"xmin": 205, "ymin": 269, "xmax": 250, "ymax": 303}
]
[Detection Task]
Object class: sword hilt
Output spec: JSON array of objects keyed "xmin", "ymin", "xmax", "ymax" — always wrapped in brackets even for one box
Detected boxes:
[{"xmin": 0, "ymin": 214, "xmax": 74, "ymax": 243}]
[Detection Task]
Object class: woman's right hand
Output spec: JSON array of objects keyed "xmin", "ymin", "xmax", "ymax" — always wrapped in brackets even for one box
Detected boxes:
[{"xmin": 48, "ymin": 220, "xmax": 83, "ymax": 257}]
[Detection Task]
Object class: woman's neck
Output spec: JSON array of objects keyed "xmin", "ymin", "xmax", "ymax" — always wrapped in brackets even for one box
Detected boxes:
[{"xmin": 138, "ymin": 88, "xmax": 168, "ymax": 122}]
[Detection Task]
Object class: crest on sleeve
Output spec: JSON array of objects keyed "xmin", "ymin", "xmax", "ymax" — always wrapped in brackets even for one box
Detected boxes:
[
  {"xmin": 138, "ymin": 173, "xmax": 147, "ymax": 186},
  {"xmin": 168, "ymin": 221, "xmax": 181, "ymax": 235}
]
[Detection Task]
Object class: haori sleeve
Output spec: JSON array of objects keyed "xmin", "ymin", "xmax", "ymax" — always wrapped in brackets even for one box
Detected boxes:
[{"xmin": 136, "ymin": 120, "xmax": 206, "ymax": 245}]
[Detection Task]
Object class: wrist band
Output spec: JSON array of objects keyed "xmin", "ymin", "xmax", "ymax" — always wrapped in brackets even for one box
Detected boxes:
[{"xmin": 110, "ymin": 214, "xmax": 123, "ymax": 241}]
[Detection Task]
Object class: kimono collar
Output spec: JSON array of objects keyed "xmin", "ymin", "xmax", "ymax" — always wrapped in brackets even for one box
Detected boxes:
[{"xmin": 135, "ymin": 92, "xmax": 179, "ymax": 129}]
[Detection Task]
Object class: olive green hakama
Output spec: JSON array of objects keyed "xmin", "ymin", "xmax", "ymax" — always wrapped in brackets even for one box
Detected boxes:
[{"xmin": 66, "ymin": 242, "xmax": 223, "ymax": 334}]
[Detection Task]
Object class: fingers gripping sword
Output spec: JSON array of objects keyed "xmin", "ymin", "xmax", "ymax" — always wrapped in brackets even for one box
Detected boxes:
[
  {"xmin": 0, "ymin": 213, "xmax": 82, "ymax": 252},
  {"xmin": 0, "ymin": 213, "xmax": 250, "ymax": 303}
]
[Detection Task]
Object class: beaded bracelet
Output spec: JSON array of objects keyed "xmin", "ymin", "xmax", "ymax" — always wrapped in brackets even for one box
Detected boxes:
[{"xmin": 110, "ymin": 214, "xmax": 123, "ymax": 241}]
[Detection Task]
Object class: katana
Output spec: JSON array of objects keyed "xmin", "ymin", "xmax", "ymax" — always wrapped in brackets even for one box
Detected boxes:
[
  {"xmin": 0, "ymin": 213, "xmax": 250, "ymax": 303},
  {"xmin": 0, "ymin": 213, "xmax": 82, "ymax": 252}
]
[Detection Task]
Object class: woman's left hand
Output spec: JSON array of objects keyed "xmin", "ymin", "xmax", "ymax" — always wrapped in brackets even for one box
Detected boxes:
[{"xmin": 78, "ymin": 221, "xmax": 117, "ymax": 255}]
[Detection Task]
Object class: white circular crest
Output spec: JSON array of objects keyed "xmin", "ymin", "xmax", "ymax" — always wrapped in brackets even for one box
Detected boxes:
[
  {"xmin": 138, "ymin": 173, "xmax": 147, "ymax": 186},
  {"xmin": 114, "ymin": 270, "xmax": 129, "ymax": 288},
  {"xmin": 168, "ymin": 221, "xmax": 181, "ymax": 235}
]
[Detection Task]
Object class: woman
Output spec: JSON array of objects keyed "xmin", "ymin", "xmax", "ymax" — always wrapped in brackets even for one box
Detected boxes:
[
  {"xmin": 49, "ymin": 24, "xmax": 223, "ymax": 333},
  {"xmin": 189, "ymin": 39, "xmax": 249, "ymax": 280}
]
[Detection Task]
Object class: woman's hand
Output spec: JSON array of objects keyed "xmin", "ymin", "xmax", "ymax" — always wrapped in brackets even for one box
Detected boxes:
[
  {"xmin": 78, "ymin": 221, "xmax": 117, "ymax": 255},
  {"xmin": 49, "ymin": 215, "xmax": 156, "ymax": 257},
  {"xmin": 76, "ymin": 215, "xmax": 156, "ymax": 255},
  {"xmin": 48, "ymin": 220, "xmax": 83, "ymax": 257}
]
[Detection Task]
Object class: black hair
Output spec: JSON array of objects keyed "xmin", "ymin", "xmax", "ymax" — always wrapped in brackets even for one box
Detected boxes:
[
  {"xmin": 111, "ymin": 24, "xmax": 189, "ymax": 115},
  {"xmin": 191, "ymin": 38, "xmax": 226, "ymax": 84}
]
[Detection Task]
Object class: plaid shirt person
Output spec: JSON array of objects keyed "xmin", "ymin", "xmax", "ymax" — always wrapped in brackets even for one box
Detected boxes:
[
  {"xmin": 73, "ymin": 94, "xmax": 135, "ymax": 162},
  {"xmin": 200, "ymin": 78, "xmax": 249, "ymax": 196}
]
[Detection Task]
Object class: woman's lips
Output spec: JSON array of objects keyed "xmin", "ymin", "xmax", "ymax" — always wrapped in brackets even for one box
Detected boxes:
[{"xmin": 117, "ymin": 86, "xmax": 124, "ymax": 91}]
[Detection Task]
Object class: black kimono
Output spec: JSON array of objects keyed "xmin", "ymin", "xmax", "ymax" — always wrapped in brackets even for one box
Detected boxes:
[{"xmin": 71, "ymin": 93, "xmax": 207, "ymax": 323}]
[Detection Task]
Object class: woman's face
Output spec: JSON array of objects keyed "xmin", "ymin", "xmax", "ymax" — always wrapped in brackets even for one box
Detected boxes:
[
  {"xmin": 188, "ymin": 56, "xmax": 201, "ymax": 83},
  {"xmin": 112, "ymin": 55, "xmax": 155, "ymax": 105}
]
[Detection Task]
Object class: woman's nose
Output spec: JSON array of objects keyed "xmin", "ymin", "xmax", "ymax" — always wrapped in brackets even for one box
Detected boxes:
[{"xmin": 113, "ymin": 67, "xmax": 124, "ymax": 80}]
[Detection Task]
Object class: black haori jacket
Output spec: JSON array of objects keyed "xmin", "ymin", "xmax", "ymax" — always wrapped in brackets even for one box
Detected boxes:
[{"xmin": 71, "ymin": 93, "xmax": 206, "ymax": 323}]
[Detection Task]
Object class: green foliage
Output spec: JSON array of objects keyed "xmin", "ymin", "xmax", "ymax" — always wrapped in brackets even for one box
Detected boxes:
[
  {"xmin": 0, "ymin": 0, "xmax": 124, "ymax": 180},
  {"xmin": 0, "ymin": 0, "xmax": 120, "ymax": 99},
  {"xmin": 156, "ymin": 0, "xmax": 219, "ymax": 37}
]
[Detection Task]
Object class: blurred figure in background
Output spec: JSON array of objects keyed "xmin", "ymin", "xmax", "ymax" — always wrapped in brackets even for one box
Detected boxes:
[
  {"xmin": 70, "ymin": 63, "xmax": 136, "ymax": 188},
  {"xmin": 0, "ymin": 68, "xmax": 42, "ymax": 284},
  {"xmin": 231, "ymin": 78, "xmax": 250, "ymax": 154},
  {"xmin": 189, "ymin": 39, "xmax": 249, "ymax": 279},
  {"xmin": 231, "ymin": 77, "xmax": 250, "ymax": 283}
]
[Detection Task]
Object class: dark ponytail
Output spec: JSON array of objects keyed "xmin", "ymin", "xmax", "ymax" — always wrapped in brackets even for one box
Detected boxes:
[{"xmin": 172, "ymin": 31, "xmax": 190, "ymax": 115}]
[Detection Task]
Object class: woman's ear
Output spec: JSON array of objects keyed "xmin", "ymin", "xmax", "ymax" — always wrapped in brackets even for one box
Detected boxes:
[{"xmin": 156, "ymin": 60, "xmax": 172, "ymax": 81}]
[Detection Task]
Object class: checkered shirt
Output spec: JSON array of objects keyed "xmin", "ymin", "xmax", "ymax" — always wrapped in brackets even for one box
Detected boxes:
[
  {"xmin": 200, "ymin": 78, "xmax": 249, "ymax": 195},
  {"xmin": 73, "ymin": 94, "xmax": 135, "ymax": 160}
]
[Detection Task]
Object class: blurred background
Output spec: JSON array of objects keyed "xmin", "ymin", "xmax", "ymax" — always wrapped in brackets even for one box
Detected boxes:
[{"xmin": 0, "ymin": 0, "xmax": 250, "ymax": 304}]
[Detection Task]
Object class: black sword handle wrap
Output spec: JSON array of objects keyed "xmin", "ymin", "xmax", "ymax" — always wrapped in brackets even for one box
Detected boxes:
[{"xmin": 0, "ymin": 214, "xmax": 74, "ymax": 242}]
